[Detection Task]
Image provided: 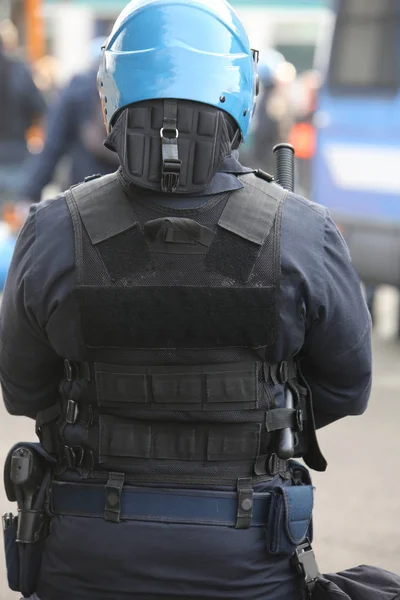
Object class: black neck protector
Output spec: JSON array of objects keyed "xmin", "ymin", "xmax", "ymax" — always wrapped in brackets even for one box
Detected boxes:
[{"xmin": 105, "ymin": 99, "xmax": 240, "ymax": 195}]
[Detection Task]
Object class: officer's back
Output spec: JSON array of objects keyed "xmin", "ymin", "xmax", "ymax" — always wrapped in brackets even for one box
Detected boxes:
[{"xmin": 0, "ymin": 1, "xmax": 372, "ymax": 599}]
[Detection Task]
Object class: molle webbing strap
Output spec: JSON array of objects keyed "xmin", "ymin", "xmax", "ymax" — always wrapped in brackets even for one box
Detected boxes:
[
  {"xmin": 94, "ymin": 361, "xmax": 259, "ymax": 411},
  {"xmin": 218, "ymin": 174, "xmax": 287, "ymax": 245},
  {"xmin": 68, "ymin": 172, "xmax": 137, "ymax": 245},
  {"xmin": 99, "ymin": 417, "xmax": 262, "ymax": 463}
]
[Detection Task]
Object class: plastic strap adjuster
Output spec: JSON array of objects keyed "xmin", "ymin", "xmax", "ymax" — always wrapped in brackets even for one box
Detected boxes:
[
  {"xmin": 292, "ymin": 539, "xmax": 320, "ymax": 596},
  {"xmin": 105, "ymin": 472, "xmax": 125, "ymax": 523},
  {"xmin": 64, "ymin": 359, "xmax": 90, "ymax": 382},
  {"xmin": 66, "ymin": 399, "xmax": 79, "ymax": 424},
  {"xmin": 235, "ymin": 478, "xmax": 254, "ymax": 529},
  {"xmin": 277, "ymin": 361, "xmax": 289, "ymax": 384},
  {"xmin": 268, "ymin": 453, "xmax": 288, "ymax": 476}
]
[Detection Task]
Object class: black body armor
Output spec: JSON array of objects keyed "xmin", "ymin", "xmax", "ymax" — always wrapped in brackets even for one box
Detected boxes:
[{"xmin": 37, "ymin": 171, "xmax": 326, "ymax": 486}]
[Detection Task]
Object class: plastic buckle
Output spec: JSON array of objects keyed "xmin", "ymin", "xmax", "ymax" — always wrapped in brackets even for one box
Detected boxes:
[
  {"xmin": 64, "ymin": 359, "xmax": 81, "ymax": 382},
  {"xmin": 63, "ymin": 446, "xmax": 76, "ymax": 469},
  {"xmin": 162, "ymin": 159, "xmax": 182, "ymax": 175},
  {"xmin": 73, "ymin": 446, "xmax": 85, "ymax": 468},
  {"xmin": 66, "ymin": 399, "xmax": 79, "ymax": 424},
  {"xmin": 235, "ymin": 478, "xmax": 254, "ymax": 529},
  {"xmin": 268, "ymin": 453, "xmax": 287, "ymax": 476},
  {"xmin": 296, "ymin": 409, "xmax": 304, "ymax": 432},
  {"xmin": 161, "ymin": 160, "xmax": 182, "ymax": 193},
  {"xmin": 277, "ymin": 361, "xmax": 289, "ymax": 384},
  {"xmin": 292, "ymin": 540, "xmax": 320, "ymax": 595},
  {"xmin": 64, "ymin": 359, "xmax": 73, "ymax": 382}
]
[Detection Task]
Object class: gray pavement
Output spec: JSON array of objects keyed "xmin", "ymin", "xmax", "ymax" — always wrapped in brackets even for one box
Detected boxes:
[{"xmin": 0, "ymin": 327, "xmax": 399, "ymax": 598}]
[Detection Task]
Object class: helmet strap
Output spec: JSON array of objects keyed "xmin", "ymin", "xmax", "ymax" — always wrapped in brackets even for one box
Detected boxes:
[{"xmin": 160, "ymin": 100, "xmax": 182, "ymax": 193}]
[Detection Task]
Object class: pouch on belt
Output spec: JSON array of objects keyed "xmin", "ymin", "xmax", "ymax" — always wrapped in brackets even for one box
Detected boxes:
[{"xmin": 266, "ymin": 461, "xmax": 314, "ymax": 556}]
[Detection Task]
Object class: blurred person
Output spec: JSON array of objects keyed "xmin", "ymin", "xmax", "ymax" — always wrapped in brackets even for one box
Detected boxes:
[
  {"xmin": 269, "ymin": 59, "xmax": 297, "ymax": 142},
  {"xmin": 18, "ymin": 37, "xmax": 119, "ymax": 205},
  {"xmin": 0, "ymin": 34, "xmax": 46, "ymax": 205},
  {"xmin": 0, "ymin": 19, "xmax": 18, "ymax": 55},
  {"xmin": 241, "ymin": 50, "xmax": 296, "ymax": 173},
  {"xmin": 0, "ymin": 2, "xmax": 372, "ymax": 600},
  {"xmin": 240, "ymin": 49, "xmax": 283, "ymax": 172},
  {"xmin": 32, "ymin": 54, "xmax": 60, "ymax": 103},
  {"xmin": 289, "ymin": 69, "xmax": 321, "ymax": 196}
]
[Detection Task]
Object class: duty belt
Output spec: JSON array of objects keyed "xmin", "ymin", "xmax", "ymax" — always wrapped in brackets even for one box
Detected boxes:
[{"xmin": 50, "ymin": 479, "xmax": 271, "ymax": 528}]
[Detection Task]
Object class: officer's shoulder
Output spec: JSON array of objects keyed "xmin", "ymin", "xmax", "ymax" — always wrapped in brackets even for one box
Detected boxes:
[
  {"xmin": 34, "ymin": 192, "xmax": 67, "ymax": 215},
  {"xmin": 33, "ymin": 174, "xmax": 104, "ymax": 216},
  {"xmin": 249, "ymin": 171, "xmax": 329, "ymax": 219},
  {"xmin": 286, "ymin": 191, "xmax": 328, "ymax": 219}
]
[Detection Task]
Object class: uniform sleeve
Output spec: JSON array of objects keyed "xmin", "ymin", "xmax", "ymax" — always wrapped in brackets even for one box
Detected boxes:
[
  {"xmin": 0, "ymin": 207, "xmax": 64, "ymax": 419},
  {"xmin": 301, "ymin": 215, "xmax": 372, "ymax": 428}
]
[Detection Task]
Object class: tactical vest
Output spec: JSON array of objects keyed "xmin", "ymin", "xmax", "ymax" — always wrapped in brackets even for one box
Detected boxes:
[{"xmin": 37, "ymin": 171, "xmax": 326, "ymax": 487}]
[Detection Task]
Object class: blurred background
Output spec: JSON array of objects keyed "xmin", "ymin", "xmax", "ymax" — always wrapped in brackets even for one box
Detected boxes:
[{"xmin": 0, "ymin": 0, "xmax": 399, "ymax": 597}]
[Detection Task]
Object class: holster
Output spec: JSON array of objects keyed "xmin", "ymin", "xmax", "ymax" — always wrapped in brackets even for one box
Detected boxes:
[{"xmin": 3, "ymin": 442, "xmax": 56, "ymax": 597}]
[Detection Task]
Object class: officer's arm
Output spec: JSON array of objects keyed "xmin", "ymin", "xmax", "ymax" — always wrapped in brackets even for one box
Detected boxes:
[
  {"xmin": 301, "ymin": 215, "xmax": 372, "ymax": 429},
  {"xmin": 19, "ymin": 84, "xmax": 77, "ymax": 202},
  {"xmin": 0, "ymin": 207, "xmax": 64, "ymax": 418}
]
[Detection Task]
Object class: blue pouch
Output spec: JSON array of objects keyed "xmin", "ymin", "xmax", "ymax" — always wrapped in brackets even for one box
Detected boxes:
[{"xmin": 266, "ymin": 462, "xmax": 314, "ymax": 556}]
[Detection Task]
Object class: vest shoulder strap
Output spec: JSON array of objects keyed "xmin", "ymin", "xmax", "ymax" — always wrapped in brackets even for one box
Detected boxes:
[
  {"xmin": 218, "ymin": 172, "xmax": 288, "ymax": 245},
  {"xmin": 68, "ymin": 172, "xmax": 137, "ymax": 245}
]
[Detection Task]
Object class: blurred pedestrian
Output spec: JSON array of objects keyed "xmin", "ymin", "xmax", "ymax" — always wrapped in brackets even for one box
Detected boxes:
[
  {"xmin": 0, "ymin": 34, "xmax": 46, "ymax": 205},
  {"xmin": 18, "ymin": 37, "xmax": 119, "ymax": 205},
  {"xmin": 240, "ymin": 49, "xmax": 296, "ymax": 173}
]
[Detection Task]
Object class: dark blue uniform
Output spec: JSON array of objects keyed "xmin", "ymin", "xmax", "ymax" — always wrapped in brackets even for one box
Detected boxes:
[
  {"xmin": 18, "ymin": 69, "xmax": 117, "ymax": 203},
  {"xmin": 0, "ymin": 156, "xmax": 372, "ymax": 600}
]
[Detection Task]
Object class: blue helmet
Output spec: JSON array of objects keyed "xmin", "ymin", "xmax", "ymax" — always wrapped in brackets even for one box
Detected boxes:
[{"xmin": 98, "ymin": 0, "xmax": 258, "ymax": 141}]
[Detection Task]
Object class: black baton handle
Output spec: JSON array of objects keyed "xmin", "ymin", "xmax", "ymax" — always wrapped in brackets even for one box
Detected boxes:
[{"xmin": 273, "ymin": 143, "xmax": 295, "ymax": 193}]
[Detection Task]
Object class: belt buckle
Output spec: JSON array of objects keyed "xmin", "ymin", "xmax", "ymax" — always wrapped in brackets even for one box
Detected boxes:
[{"xmin": 292, "ymin": 539, "xmax": 320, "ymax": 595}]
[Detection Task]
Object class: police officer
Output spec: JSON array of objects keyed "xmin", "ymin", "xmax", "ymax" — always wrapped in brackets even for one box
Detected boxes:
[{"xmin": 0, "ymin": 1, "xmax": 372, "ymax": 599}]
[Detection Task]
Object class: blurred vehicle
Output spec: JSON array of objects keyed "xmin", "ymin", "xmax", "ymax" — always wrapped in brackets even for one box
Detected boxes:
[{"xmin": 313, "ymin": 0, "xmax": 400, "ymax": 288}]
